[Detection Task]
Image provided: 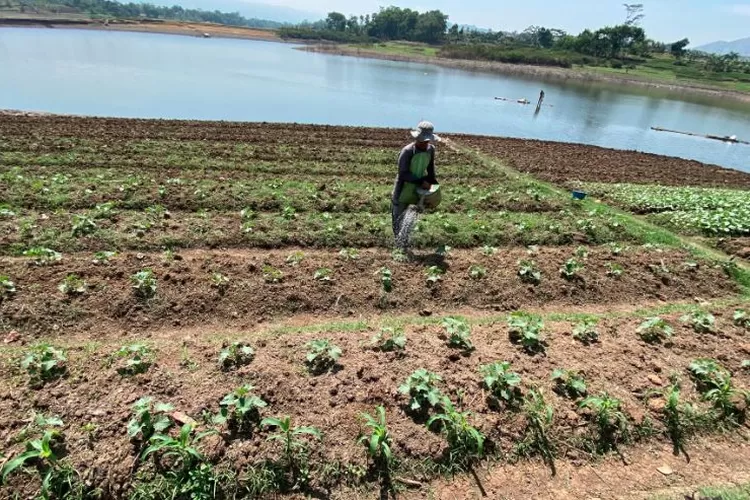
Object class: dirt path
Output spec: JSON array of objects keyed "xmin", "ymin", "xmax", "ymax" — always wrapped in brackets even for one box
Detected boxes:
[{"xmin": 412, "ymin": 437, "xmax": 750, "ymax": 499}]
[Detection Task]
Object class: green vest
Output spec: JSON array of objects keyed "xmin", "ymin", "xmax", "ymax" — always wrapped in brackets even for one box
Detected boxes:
[{"xmin": 397, "ymin": 151, "xmax": 431, "ymax": 206}]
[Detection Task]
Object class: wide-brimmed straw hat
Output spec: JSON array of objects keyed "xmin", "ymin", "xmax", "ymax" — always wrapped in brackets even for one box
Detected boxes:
[{"xmin": 410, "ymin": 121, "xmax": 440, "ymax": 142}]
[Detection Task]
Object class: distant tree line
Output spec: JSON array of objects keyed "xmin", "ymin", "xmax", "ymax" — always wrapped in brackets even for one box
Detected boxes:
[{"xmin": 24, "ymin": 0, "xmax": 286, "ymax": 28}]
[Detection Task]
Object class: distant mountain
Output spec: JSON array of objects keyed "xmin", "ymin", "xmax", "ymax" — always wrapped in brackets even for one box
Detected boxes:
[{"xmin": 695, "ymin": 37, "xmax": 750, "ymax": 56}]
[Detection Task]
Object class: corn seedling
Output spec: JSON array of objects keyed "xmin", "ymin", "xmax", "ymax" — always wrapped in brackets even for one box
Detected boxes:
[
  {"xmin": 219, "ymin": 342, "xmax": 255, "ymax": 370},
  {"xmin": 131, "ymin": 269, "xmax": 157, "ymax": 299},
  {"xmin": 425, "ymin": 266, "xmax": 444, "ymax": 284},
  {"xmin": 58, "ymin": 274, "xmax": 86, "ymax": 295},
  {"xmin": 110, "ymin": 343, "xmax": 152, "ymax": 376},
  {"xmin": 71, "ymin": 214, "xmax": 97, "ymax": 236},
  {"xmin": 507, "ymin": 312, "xmax": 546, "ymax": 354},
  {"xmin": 285, "ymin": 251, "xmax": 305, "ymax": 267},
  {"xmin": 314, "ymin": 268, "xmax": 333, "ymax": 282},
  {"xmin": 21, "ymin": 343, "xmax": 67, "ymax": 386},
  {"xmin": 398, "ymin": 369, "xmax": 443, "ymax": 413},
  {"xmin": 92, "ymin": 250, "xmax": 117, "ymax": 264},
  {"xmin": 0, "ymin": 275, "xmax": 16, "ymax": 297},
  {"xmin": 662, "ymin": 383, "xmax": 698, "ymax": 457},
  {"xmin": 214, "ymin": 385, "xmax": 267, "ymax": 432},
  {"xmin": 427, "ymin": 397, "xmax": 485, "ymax": 465},
  {"xmin": 637, "ymin": 317, "xmax": 674, "ymax": 343},
  {"xmin": 680, "ymin": 310, "xmax": 717, "ymax": 334},
  {"xmin": 606, "ymin": 263, "xmax": 624, "ymax": 277},
  {"xmin": 263, "ymin": 265, "xmax": 283, "ymax": 283},
  {"xmin": 338, "ymin": 248, "xmax": 360, "ymax": 261},
  {"xmin": 370, "ymin": 327, "xmax": 406, "ymax": 352},
  {"xmin": 688, "ymin": 361, "xmax": 750, "ymax": 422},
  {"xmin": 572, "ymin": 318, "xmax": 599, "ymax": 345},
  {"xmin": 359, "ymin": 406, "xmax": 393, "ymax": 472},
  {"xmin": 734, "ymin": 310, "xmax": 750, "ymax": 329},
  {"xmin": 210, "ymin": 272, "xmax": 230, "ymax": 292},
  {"xmin": 379, "ymin": 267, "xmax": 393, "ymax": 293},
  {"xmin": 127, "ymin": 397, "xmax": 174, "ymax": 442},
  {"xmin": 518, "ymin": 260, "xmax": 541, "ymax": 285},
  {"xmin": 518, "ymin": 389, "xmax": 555, "ymax": 473},
  {"xmin": 143, "ymin": 424, "xmax": 216, "ymax": 472},
  {"xmin": 480, "ymin": 361, "xmax": 522, "ymax": 406},
  {"xmin": 469, "ymin": 265, "xmax": 487, "ymax": 280},
  {"xmin": 551, "ymin": 369, "xmax": 588, "ymax": 399},
  {"xmin": 442, "ymin": 317, "xmax": 474, "ymax": 351},
  {"xmin": 481, "ymin": 245, "xmax": 498, "ymax": 256},
  {"xmin": 262, "ymin": 416, "xmax": 321, "ymax": 484},
  {"xmin": 579, "ymin": 393, "xmax": 629, "ymax": 451},
  {"xmin": 23, "ymin": 247, "xmax": 62, "ymax": 266},
  {"xmin": 305, "ymin": 339, "xmax": 342, "ymax": 374},
  {"xmin": 1, "ymin": 428, "xmax": 63, "ymax": 485},
  {"xmin": 560, "ymin": 258, "xmax": 583, "ymax": 280}
]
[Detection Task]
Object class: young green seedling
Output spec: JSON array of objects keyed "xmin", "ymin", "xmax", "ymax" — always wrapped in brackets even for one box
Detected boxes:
[
  {"xmin": 606, "ymin": 263, "xmax": 624, "ymax": 277},
  {"xmin": 551, "ymin": 369, "xmax": 588, "ymax": 399},
  {"xmin": 662, "ymin": 383, "xmax": 695, "ymax": 457},
  {"xmin": 263, "ymin": 265, "xmax": 283, "ymax": 283},
  {"xmin": 0, "ymin": 275, "xmax": 16, "ymax": 298},
  {"xmin": 469, "ymin": 265, "xmax": 487, "ymax": 280},
  {"xmin": 427, "ymin": 397, "xmax": 484, "ymax": 464},
  {"xmin": 58, "ymin": 274, "xmax": 86, "ymax": 295},
  {"xmin": 481, "ymin": 245, "xmax": 498, "ymax": 256},
  {"xmin": 680, "ymin": 310, "xmax": 717, "ymax": 334},
  {"xmin": 210, "ymin": 272, "xmax": 230, "ymax": 292},
  {"xmin": 218, "ymin": 342, "xmax": 255, "ymax": 371},
  {"xmin": 370, "ymin": 327, "xmax": 406, "ymax": 352},
  {"xmin": 338, "ymin": 248, "xmax": 360, "ymax": 261},
  {"xmin": 1, "ymin": 428, "xmax": 63, "ymax": 484},
  {"xmin": 480, "ymin": 361, "xmax": 522, "ymax": 406},
  {"xmin": 22, "ymin": 247, "xmax": 62, "ymax": 266},
  {"xmin": 442, "ymin": 317, "xmax": 474, "ymax": 351},
  {"xmin": 398, "ymin": 369, "xmax": 443, "ymax": 413},
  {"xmin": 637, "ymin": 317, "xmax": 674, "ymax": 343},
  {"xmin": 21, "ymin": 344, "xmax": 67, "ymax": 387},
  {"xmin": 262, "ymin": 416, "xmax": 321, "ymax": 479},
  {"xmin": 359, "ymin": 406, "xmax": 393, "ymax": 471},
  {"xmin": 285, "ymin": 251, "xmax": 305, "ymax": 267},
  {"xmin": 519, "ymin": 389, "xmax": 555, "ymax": 471},
  {"xmin": 579, "ymin": 393, "xmax": 629, "ymax": 451},
  {"xmin": 378, "ymin": 267, "xmax": 393, "ymax": 293},
  {"xmin": 735, "ymin": 310, "xmax": 750, "ymax": 329},
  {"xmin": 92, "ymin": 250, "xmax": 117, "ymax": 264},
  {"xmin": 313, "ymin": 268, "xmax": 333, "ymax": 282},
  {"xmin": 518, "ymin": 260, "xmax": 541, "ymax": 285},
  {"xmin": 305, "ymin": 339, "xmax": 342, "ymax": 374},
  {"xmin": 572, "ymin": 318, "xmax": 599, "ymax": 345},
  {"xmin": 110, "ymin": 343, "xmax": 152, "ymax": 376},
  {"xmin": 127, "ymin": 397, "xmax": 174, "ymax": 442},
  {"xmin": 560, "ymin": 258, "xmax": 583, "ymax": 280},
  {"xmin": 507, "ymin": 312, "xmax": 546, "ymax": 354},
  {"xmin": 131, "ymin": 269, "xmax": 157, "ymax": 299},
  {"xmin": 425, "ymin": 266, "xmax": 444, "ymax": 284},
  {"xmin": 214, "ymin": 385, "xmax": 267, "ymax": 432},
  {"xmin": 71, "ymin": 214, "xmax": 97, "ymax": 237},
  {"xmin": 143, "ymin": 424, "xmax": 216, "ymax": 472}
]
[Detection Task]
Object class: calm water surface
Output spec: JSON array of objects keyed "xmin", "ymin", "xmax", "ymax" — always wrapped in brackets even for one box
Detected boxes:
[{"xmin": 1, "ymin": 28, "xmax": 749, "ymax": 173}]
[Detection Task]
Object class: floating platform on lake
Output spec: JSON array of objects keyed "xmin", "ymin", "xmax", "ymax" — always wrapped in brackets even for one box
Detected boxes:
[{"xmin": 651, "ymin": 126, "xmax": 749, "ymax": 145}]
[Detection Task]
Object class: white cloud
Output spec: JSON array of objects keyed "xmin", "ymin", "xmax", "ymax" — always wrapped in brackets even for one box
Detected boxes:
[{"xmin": 726, "ymin": 4, "xmax": 750, "ymax": 16}]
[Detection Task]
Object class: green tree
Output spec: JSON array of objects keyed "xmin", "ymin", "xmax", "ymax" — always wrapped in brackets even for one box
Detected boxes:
[
  {"xmin": 670, "ymin": 38, "xmax": 690, "ymax": 59},
  {"xmin": 325, "ymin": 11, "xmax": 347, "ymax": 31}
]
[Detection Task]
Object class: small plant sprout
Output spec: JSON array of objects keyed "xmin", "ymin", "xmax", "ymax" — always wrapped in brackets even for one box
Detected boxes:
[
  {"xmin": 435, "ymin": 245, "xmax": 452, "ymax": 257},
  {"xmin": 606, "ymin": 263, "xmax": 624, "ymax": 277},
  {"xmin": 574, "ymin": 246, "xmax": 589, "ymax": 259},
  {"xmin": 21, "ymin": 343, "xmax": 67, "ymax": 386},
  {"xmin": 219, "ymin": 342, "xmax": 255, "ymax": 371},
  {"xmin": 378, "ymin": 267, "xmax": 393, "ymax": 293},
  {"xmin": 313, "ymin": 268, "xmax": 333, "ymax": 282},
  {"xmin": 281, "ymin": 205, "xmax": 297, "ymax": 220},
  {"xmin": 263, "ymin": 265, "xmax": 283, "ymax": 283},
  {"xmin": 688, "ymin": 359, "xmax": 747, "ymax": 421},
  {"xmin": 214, "ymin": 385, "xmax": 267, "ymax": 432},
  {"xmin": 688, "ymin": 359, "xmax": 730, "ymax": 392},
  {"xmin": 741, "ymin": 360, "xmax": 750, "ymax": 370},
  {"xmin": 427, "ymin": 397, "xmax": 485, "ymax": 464},
  {"xmin": 71, "ymin": 214, "xmax": 97, "ymax": 237},
  {"xmin": 92, "ymin": 250, "xmax": 117, "ymax": 264},
  {"xmin": 391, "ymin": 248, "xmax": 409, "ymax": 263},
  {"xmin": 338, "ymin": 248, "xmax": 360, "ymax": 261},
  {"xmin": 519, "ymin": 389, "xmax": 555, "ymax": 471},
  {"xmin": 359, "ymin": 406, "xmax": 393, "ymax": 471},
  {"xmin": 572, "ymin": 318, "xmax": 599, "ymax": 345},
  {"xmin": 58, "ymin": 274, "xmax": 86, "ymax": 295},
  {"xmin": 518, "ymin": 260, "xmax": 541, "ymax": 285},
  {"xmin": 143, "ymin": 423, "xmax": 216, "ymax": 473},
  {"xmin": 425, "ymin": 266, "xmax": 444, "ymax": 284},
  {"xmin": 637, "ymin": 317, "xmax": 674, "ymax": 343},
  {"xmin": 551, "ymin": 369, "xmax": 588, "ymax": 399},
  {"xmin": 127, "ymin": 397, "xmax": 174, "ymax": 442},
  {"xmin": 608, "ymin": 243, "xmax": 625, "ymax": 255},
  {"xmin": 131, "ymin": 269, "xmax": 157, "ymax": 299},
  {"xmin": 262, "ymin": 416, "xmax": 321, "ymax": 478},
  {"xmin": 398, "ymin": 369, "xmax": 443, "ymax": 413},
  {"xmin": 680, "ymin": 310, "xmax": 717, "ymax": 334},
  {"xmin": 370, "ymin": 327, "xmax": 406, "ymax": 352},
  {"xmin": 481, "ymin": 245, "xmax": 498, "ymax": 256},
  {"xmin": 23, "ymin": 247, "xmax": 62, "ymax": 266},
  {"xmin": 662, "ymin": 383, "xmax": 694, "ymax": 457},
  {"xmin": 111, "ymin": 343, "xmax": 152, "ymax": 376},
  {"xmin": 579, "ymin": 393, "xmax": 629, "ymax": 451},
  {"xmin": 469, "ymin": 265, "xmax": 487, "ymax": 280},
  {"xmin": 734, "ymin": 310, "xmax": 750, "ymax": 329},
  {"xmin": 285, "ymin": 251, "xmax": 305, "ymax": 267},
  {"xmin": 0, "ymin": 275, "xmax": 16, "ymax": 298},
  {"xmin": 305, "ymin": 339, "xmax": 342, "ymax": 374},
  {"xmin": 560, "ymin": 258, "xmax": 583, "ymax": 279},
  {"xmin": 442, "ymin": 317, "xmax": 474, "ymax": 351},
  {"xmin": 481, "ymin": 361, "xmax": 522, "ymax": 406},
  {"xmin": 210, "ymin": 272, "xmax": 230, "ymax": 292},
  {"xmin": 1, "ymin": 426, "xmax": 63, "ymax": 486},
  {"xmin": 507, "ymin": 312, "xmax": 545, "ymax": 354}
]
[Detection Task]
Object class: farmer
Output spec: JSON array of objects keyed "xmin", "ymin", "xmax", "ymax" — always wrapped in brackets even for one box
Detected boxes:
[{"xmin": 391, "ymin": 120, "xmax": 439, "ymax": 242}]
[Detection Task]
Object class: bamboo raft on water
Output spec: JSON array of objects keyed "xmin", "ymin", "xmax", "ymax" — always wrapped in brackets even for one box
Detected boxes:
[{"xmin": 651, "ymin": 126, "xmax": 749, "ymax": 145}]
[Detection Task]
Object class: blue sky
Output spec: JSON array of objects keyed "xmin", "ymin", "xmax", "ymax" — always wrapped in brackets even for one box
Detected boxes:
[{"xmin": 251, "ymin": 0, "xmax": 750, "ymax": 46}]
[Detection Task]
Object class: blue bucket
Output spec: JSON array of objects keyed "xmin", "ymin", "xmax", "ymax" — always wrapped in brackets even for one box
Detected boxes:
[{"xmin": 572, "ymin": 190, "xmax": 587, "ymax": 200}]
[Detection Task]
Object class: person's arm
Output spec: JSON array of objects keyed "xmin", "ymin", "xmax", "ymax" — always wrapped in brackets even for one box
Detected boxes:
[{"xmin": 398, "ymin": 147, "xmax": 423, "ymax": 183}]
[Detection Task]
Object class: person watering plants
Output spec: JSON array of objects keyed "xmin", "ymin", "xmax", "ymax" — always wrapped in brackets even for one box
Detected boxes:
[{"xmin": 391, "ymin": 121, "xmax": 440, "ymax": 247}]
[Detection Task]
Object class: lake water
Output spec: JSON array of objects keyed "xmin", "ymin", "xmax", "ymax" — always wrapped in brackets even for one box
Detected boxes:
[{"xmin": 1, "ymin": 28, "xmax": 749, "ymax": 173}]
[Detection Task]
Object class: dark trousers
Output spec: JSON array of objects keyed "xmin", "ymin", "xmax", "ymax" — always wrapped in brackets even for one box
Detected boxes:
[{"xmin": 391, "ymin": 201, "xmax": 406, "ymax": 237}]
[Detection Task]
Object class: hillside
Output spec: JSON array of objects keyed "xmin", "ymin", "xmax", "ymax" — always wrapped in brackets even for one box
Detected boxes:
[{"xmin": 696, "ymin": 37, "xmax": 750, "ymax": 56}]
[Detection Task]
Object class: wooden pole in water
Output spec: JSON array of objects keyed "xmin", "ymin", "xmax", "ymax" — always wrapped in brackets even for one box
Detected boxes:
[{"xmin": 651, "ymin": 126, "xmax": 749, "ymax": 145}]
